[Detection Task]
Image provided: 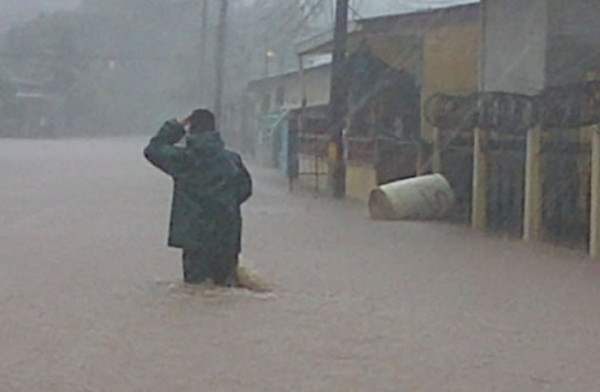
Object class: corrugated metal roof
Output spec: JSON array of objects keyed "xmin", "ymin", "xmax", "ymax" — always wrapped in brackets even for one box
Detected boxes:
[
  {"xmin": 298, "ymin": 1, "xmax": 480, "ymax": 56},
  {"xmin": 355, "ymin": 0, "xmax": 479, "ymax": 19}
]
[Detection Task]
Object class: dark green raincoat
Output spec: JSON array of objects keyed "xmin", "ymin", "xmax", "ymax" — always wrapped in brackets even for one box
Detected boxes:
[{"xmin": 144, "ymin": 120, "xmax": 252, "ymax": 271}]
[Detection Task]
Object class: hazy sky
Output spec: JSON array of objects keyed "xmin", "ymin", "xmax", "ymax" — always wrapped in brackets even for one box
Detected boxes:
[
  {"xmin": 0, "ymin": 0, "xmax": 80, "ymax": 32},
  {"xmin": 0, "ymin": 0, "xmax": 477, "ymax": 32},
  {"xmin": 1, "ymin": 0, "xmax": 80, "ymax": 15},
  {"xmin": 0, "ymin": 0, "xmax": 477, "ymax": 21}
]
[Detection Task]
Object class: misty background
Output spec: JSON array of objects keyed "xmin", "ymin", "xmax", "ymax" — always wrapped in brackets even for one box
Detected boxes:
[{"xmin": 0, "ymin": 0, "xmax": 474, "ymax": 138}]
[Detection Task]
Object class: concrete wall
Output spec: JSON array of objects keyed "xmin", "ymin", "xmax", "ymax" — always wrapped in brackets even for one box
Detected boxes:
[
  {"xmin": 546, "ymin": 0, "xmax": 600, "ymax": 86},
  {"xmin": 346, "ymin": 162, "xmax": 378, "ymax": 202},
  {"xmin": 421, "ymin": 19, "xmax": 480, "ymax": 141},
  {"xmin": 483, "ymin": 0, "xmax": 600, "ymax": 89},
  {"xmin": 365, "ymin": 35, "xmax": 423, "ymax": 84},
  {"xmin": 482, "ymin": 0, "xmax": 548, "ymax": 94},
  {"xmin": 247, "ymin": 65, "xmax": 330, "ymax": 114}
]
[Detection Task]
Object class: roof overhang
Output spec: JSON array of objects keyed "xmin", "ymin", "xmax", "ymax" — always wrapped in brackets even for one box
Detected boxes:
[
  {"xmin": 246, "ymin": 62, "xmax": 331, "ymax": 91},
  {"xmin": 296, "ymin": 2, "xmax": 480, "ymax": 57}
]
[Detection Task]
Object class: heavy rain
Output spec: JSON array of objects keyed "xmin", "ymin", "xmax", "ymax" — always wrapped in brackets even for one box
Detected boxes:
[{"xmin": 2, "ymin": 0, "xmax": 600, "ymax": 391}]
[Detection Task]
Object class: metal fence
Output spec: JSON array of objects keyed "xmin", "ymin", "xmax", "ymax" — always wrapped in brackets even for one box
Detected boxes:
[{"xmin": 424, "ymin": 82, "xmax": 600, "ymax": 242}]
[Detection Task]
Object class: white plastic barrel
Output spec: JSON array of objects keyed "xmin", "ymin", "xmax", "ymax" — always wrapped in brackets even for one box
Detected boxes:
[{"xmin": 368, "ymin": 174, "xmax": 455, "ymax": 220}]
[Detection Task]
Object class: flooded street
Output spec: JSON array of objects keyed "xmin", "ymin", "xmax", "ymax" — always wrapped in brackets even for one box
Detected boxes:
[{"xmin": 2, "ymin": 137, "xmax": 600, "ymax": 391}]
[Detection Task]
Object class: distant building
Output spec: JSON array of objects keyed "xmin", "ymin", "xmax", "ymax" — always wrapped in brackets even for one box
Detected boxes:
[
  {"xmin": 243, "ymin": 63, "xmax": 331, "ymax": 172},
  {"xmin": 244, "ymin": 2, "xmax": 480, "ymax": 202}
]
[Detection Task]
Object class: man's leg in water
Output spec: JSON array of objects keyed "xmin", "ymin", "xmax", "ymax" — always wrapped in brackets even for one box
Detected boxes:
[
  {"xmin": 182, "ymin": 249, "xmax": 211, "ymax": 284},
  {"xmin": 210, "ymin": 252, "xmax": 239, "ymax": 287}
]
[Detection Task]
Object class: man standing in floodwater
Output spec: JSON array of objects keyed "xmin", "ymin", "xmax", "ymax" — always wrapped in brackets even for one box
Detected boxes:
[{"xmin": 144, "ymin": 109, "xmax": 252, "ymax": 286}]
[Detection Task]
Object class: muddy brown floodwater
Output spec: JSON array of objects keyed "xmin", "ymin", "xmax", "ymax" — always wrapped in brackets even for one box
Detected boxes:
[{"xmin": 2, "ymin": 137, "xmax": 600, "ymax": 391}]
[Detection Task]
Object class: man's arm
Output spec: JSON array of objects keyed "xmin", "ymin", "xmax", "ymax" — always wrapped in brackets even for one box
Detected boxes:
[
  {"xmin": 228, "ymin": 152, "xmax": 252, "ymax": 204},
  {"xmin": 143, "ymin": 120, "xmax": 190, "ymax": 177},
  {"xmin": 237, "ymin": 158, "xmax": 252, "ymax": 204}
]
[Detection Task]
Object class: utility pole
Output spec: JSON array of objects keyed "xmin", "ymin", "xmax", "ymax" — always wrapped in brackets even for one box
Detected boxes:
[
  {"xmin": 199, "ymin": 0, "xmax": 209, "ymax": 104},
  {"xmin": 328, "ymin": 0, "xmax": 349, "ymax": 198},
  {"xmin": 214, "ymin": 0, "xmax": 228, "ymax": 125}
]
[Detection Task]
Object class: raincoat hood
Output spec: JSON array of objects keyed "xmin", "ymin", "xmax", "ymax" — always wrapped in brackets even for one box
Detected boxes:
[{"xmin": 185, "ymin": 132, "xmax": 224, "ymax": 158}]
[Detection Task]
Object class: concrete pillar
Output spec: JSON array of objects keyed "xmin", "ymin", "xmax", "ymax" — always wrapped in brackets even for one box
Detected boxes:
[
  {"xmin": 590, "ymin": 127, "xmax": 600, "ymax": 258},
  {"xmin": 472, "ymin": 127, "xmax": 488, "ymax": 229},
  {"xmin": 432, "ymin": 127, "xmax": 442, "ymax": 173},
  {"xmin": 416, "ymin": 144, "xmax": 426, "ymax": 176},
  {"xmin": 524, "ymin": 126, "xmax": 543, "ymax": 241}
]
